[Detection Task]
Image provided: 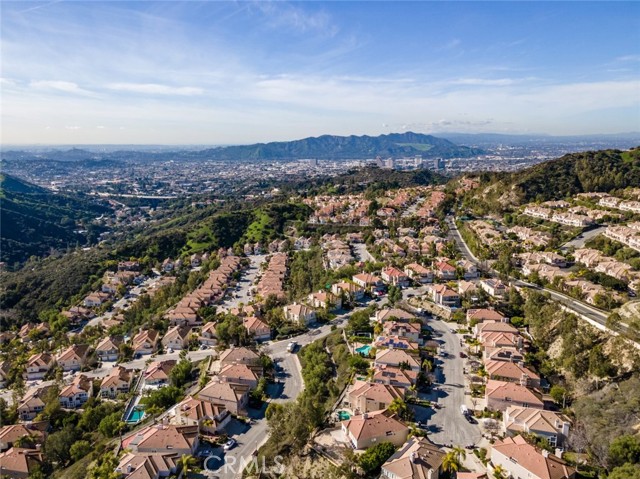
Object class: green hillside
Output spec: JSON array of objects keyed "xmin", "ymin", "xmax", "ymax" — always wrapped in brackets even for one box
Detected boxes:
[{"xmin": 0, "ymin": 174, "xmax": 111, "ymax": 267}]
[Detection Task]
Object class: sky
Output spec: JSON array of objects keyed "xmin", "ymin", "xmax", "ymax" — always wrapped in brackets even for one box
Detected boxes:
[{"xmin": 1, "ymin": 1, "xmax": 639, "ymax": 145}]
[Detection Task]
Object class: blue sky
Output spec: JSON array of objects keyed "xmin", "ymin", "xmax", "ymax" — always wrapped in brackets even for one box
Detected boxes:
[{"xmin": 1, "ymin": 1, "xmax": 639, "ymax": 144}]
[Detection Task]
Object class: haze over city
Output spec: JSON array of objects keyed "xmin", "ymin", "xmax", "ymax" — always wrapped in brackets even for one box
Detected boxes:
[{"xmin": 1, "ymin": 1, "xmax": 639, "ymax": 145}]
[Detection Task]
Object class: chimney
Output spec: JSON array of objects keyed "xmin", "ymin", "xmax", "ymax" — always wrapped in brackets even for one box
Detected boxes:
[
  {"xmin": 363, "ymin": 413, "xmax": 369, "ymax": 419},
  {"xmin": 410, "ymin": 452, "xmax": 418, "ymax": 463},
  {"xmin": 127, "ymin": 464, "xmax": 132, "ymax": 473},
  {"xmin": 555, "ymin": 448, "xmax": 564, "ymax": 459},
  {"xmin": 542, "ymin": 450, "xmax": 549, "ymax": 458}
]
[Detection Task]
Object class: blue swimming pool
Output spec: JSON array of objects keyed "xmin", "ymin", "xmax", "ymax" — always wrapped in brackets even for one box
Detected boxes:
[
  {"xmin": 355, "ymin": 345, "xmax": 372, "ymax": 356},
  {"xmin": 126, "ymin": 406, "xmax": 145, "ymax": 423}
]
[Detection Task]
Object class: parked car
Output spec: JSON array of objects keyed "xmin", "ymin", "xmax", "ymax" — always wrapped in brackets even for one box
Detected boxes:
[{"xmin": 223, "ymin": 438, "xmax": 237, "ymax": 451}]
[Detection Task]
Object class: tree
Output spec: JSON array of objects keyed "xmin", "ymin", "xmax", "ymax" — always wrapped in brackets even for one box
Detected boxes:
[
  {"xmin": 388, "ymin": 397, "xmax": 413, "ymax": 421},
  {"xmin": 178, "ymin": 454, "xmax": 199, "ymax": 474},
  {"xmin": 70, "ymin": 440, "xmax": 92, "ymax": 463},
  {"xmin": 609, "ymin": 463, "xmax": 640, "ymax": 479},
  {"xmin": 493, "ymin": 464, "xmax": 507, "ymax": 479},
  {"xmin": 358, "ymin": 442, "xmax": 397, "ymax": 476},
  {"xmin": 0, "ymin": 397, "xmax": 17, "ymax": 425},
  {"xmin": 549, "ymin": 385, "xmax": 568, "ymax": 407},
  {"xmin": 44, "ymin": 425, "xmax": 78, "ymax": 466},
  {"xmin": 98, "ymin": 412, "xmax": 125, "ymax": 438},
  {"xmin": 609, "ymin": 435, "xmax": 640, "ymax": 469},
  {"xmin": 387, "ymin": 285, "xmax": 402, "ymax": 305},
  {"xmin": 348, "ymin": 354, "xmax": 370, "ymax": 373},
  {"xmin": 442, "ymin": 450, "xmax": 462, "ymax": 475},
  {"xmin": 170, "ymin": 358, "xmax": 193, "ymax": 388}
]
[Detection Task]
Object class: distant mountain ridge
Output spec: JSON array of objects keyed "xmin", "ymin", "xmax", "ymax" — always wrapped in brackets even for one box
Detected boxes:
[
  {"xmin": 1, "ymin": 132, "xmax": 483, "ymax": 162},
  {"xmin": 196, "ymin": 132, "xmax": 484, "ymax": 160}
]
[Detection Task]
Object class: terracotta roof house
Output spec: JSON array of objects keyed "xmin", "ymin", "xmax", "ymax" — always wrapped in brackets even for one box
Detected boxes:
[
  {"xmin": 483, "ymin": 347, "xmax": 525, "ymax": 363},
  {"xmin": 132, "ymin": 329, "xmax": 160, "ymax": 355},
  {"xmin": 144, "ymin": 360, "xmax": 177, "ymax": 386},
  {"xmin": 381, "ymin": 267, "xmax": 410, "ymax": 287},
  {"xmin": 375, "ymin": 349, "xmax": 421, "ymax": 371},
  {"xmin": 490, "ymin": 435, "xmax": 575, "ymax": 479},
  {"xmin": 198, "ymin": 322, "xmax": 218, "ymax": 347},
  {"xmin": 381, "ymin": 436, "xmax": 446, "ymax": 479},
  {"xmin": 173, "ymin": 396, "xmax": 231, "ymax": 435},
  {"xmin": 372, "ymin": 365, "xmax": 418, "ymax": 389},
  {"xmin": 283, "ymin": 303, "xmax": 316, "ymax": 326},
  {"xmin": 56, "ymin": 344, "xmax": 90, "ymax": 372},
  {"xmin": 122, "ymin": 424, "xmax": 199, "ymax": 456},
  {"xmin": 382, "ymin": 321, "xmax": 421, "ymax": 344},
  {"xmin": 404, "ymin": 263, "xmax": 433, "ymax": 284},
  {"xmin": 480, "ymin": 331, "xmax": 523, "ymax": 350},
  {"xmin": 0, "ymin": 447, "xmax": 44, "ymax": 479},
  {"xmin": 115, "ymin": 452, "xmax": 179, "ymax": 479},
  {"xmin": 375, "ymin": 308, "xmax": 416, "ymax": 323},
  {"xmin": 458, "ymin": 280, "xmax": 477, "ymax": 296},
  {"xmin": 434, "ymin": 261, "xmax": 456, "ymax": 280},
  {"xmin": 475, "ymin": 321, "xmax": 518, "ymax": 337},
  {"xmin": 23, "ymin": 353, "xmax": 54, "ymax": 381},
  {"xmin": 485, "ymin": 360, "xmax": 541, "ymax": 389},
  {"xmin": 374, "ymin": 335, "xmax": 419, "ymax": 351},
  {"xmin": 59, "ymin": 374, "xmax": 92, "ymax": 409},
  {"xmin": 17, "ymin": 386, "xmax": 51, "ymax": 422},
  {"xmin": 100, "ymin": 366, "xmax": 133, "ymax": 399},
  {"xmin": 219, "ymin": 364, "xmax": 259, "ymax": 389},
  {"xmin": 0, "ymin": 424, "xmax": 47, "ymax": 452},
  {"xmin": 348, "ymin": 381, "xmax": 405, "ymax": 414},
  {"xmin": 243, "ymin": 316, "xmax": 271, "ymax": 342},
  {"xmin": 308, "ymin": 290, "xmax": 342, "ymax": 310},
  {"xmin": 219, "ymin": 347, "xmax": 260, "ymax": 368},
  {"xmin": 352, "ymin": 273, "xmax": 384, "ymax": 291},
  {"xmin": 480, "ymin": 279, "xmax": 507, "ymax": 297},
  {"xmin": 341, "ymin": 409, "xmax": 409, "ymax": 450},
  {"xmin": 504, "ymin": 406, "xmax": 571, "ymax": 448},
  {"xmin": 466, "ymin": 309, "xmax": 509, "ymax": 325},
  {"xmin": 197, "ymin": 379, "xmax": 249, "ymax": 415},
  {"xmin": 161, "ymin": 325, "xmax": 192, "ymax": 351},
  {"xmin": 331, "ymin": 281, "xmax": 365, "ymax": 301},
  {"xmin": 95, "ymin": 336, "xmax": 123, "ymax": 362},
  {"xmin": 485, "ymin": 380, "xmax": 544, "ymax": 412}
]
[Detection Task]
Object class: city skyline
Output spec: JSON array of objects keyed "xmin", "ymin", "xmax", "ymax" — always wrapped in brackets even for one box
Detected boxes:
[{"xmin": 1, "ymin": 1, "xmax": 639, "ymax": 145}]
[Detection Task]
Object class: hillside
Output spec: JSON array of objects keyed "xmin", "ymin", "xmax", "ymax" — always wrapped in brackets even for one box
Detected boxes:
[
  {"xmin": 0, "ymin": 174, "xmax": 111, "ymax": 267},
  {"xmin": 197, "ymin": 132, "xmax": 484, "ymax": 160},
  {"xmin": 459, "ymin": 147, "xmax": 640, "ymax": 212}
]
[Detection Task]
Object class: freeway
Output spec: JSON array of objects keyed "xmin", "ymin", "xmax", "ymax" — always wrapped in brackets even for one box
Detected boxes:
[{"xmin": 446, "ymin": 216, "xmax": 632, "ymax": 336}]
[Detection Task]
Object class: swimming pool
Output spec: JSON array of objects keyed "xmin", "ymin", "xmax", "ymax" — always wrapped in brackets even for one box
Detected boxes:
[
  {"xmin": 126, "ymin": 406, "xmax": 146, "ymax": 423},
  {"xmin": 355, "ymin": 345, "xmax": 372, "ymax": 356},
  {"xmin": 337, "ymin": 410, "xmax": 351, "ymax": 421}
]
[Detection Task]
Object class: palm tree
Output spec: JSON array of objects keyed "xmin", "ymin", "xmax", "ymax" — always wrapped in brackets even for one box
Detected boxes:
[
  {"xmin": 492, "ymin": 464, "xmax": 507, "ymax": 479},
  {"xmin": 178, "ymin": 454, "xmax": 198, "ymax": 475},
  {"xmin": 442, "ymin": 451, "xmax": 462, "ymax": 476}
]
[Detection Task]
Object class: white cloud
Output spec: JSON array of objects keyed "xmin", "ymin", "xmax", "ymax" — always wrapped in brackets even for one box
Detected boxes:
[
  {"xmin": 615, "ymin": 55, "xmax": 640, "ymax": 63},
  {"xmin": 30, "ymin": 80, "xmax": 94, "ymax": 95},
  {"xmin": 106, "ymin": 83, "xmax": 204, "ymax": 96},
  {"xmin": 252, "ymin": 2, "xmax": 338, "ymax": 37},
  {"xmin": 65, "ymin": 125, "xmax": 81, "ymax": 130}
]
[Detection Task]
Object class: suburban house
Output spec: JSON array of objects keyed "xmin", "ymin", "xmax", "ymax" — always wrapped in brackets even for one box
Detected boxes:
[
  {"xmin": 161, "ymin": 325, "xmax": 192, "ymax": 350},
  {"xmin": 331, "ymin": 281, "xmax": 365, "ymax": 301},
  {"xmin": 434, "ymin": 261, "xmax": 457, "ymax": 280},
  {"xmin": 173, "ymin": 396, "xmax": 231, "ymax": 435},
  {"xmin": 115, "ymin": 452, "xmax": 179, "ymax": 479},
  {"xmin": 348, "ymin": 381, "xmax": 404, "ymax": 414},
  {"xmin": 23, "ymin": 353, "xmax": 54, "ymax": 381},
  {"xmin": 197, "ymin": 379, "xmax": 249, "ymax": 415},
  {"xmin": 381, "ymin": 437, "xmax": 446, "ymax": 479},
  {"xmin": 428, "ymin": 284, "xmax": 460, "ymax": 308},
  {"xmin": 372, "ymin": 365, "xmax": 418, "ymax": 389},
  {"xmin": 375, "ymin": 308, "xmax": 416, "ymax": 323},
  {"xmin": 490, "ymin": 435, "xmax": 575, "ymax": 479},
  {"xmin": 83, "ymin": 291, "xmax": 111, "ymax": 308},
  {"xmin": 243, "ymin": 316, "xmax": 271, "ymax": 342},
  {"xmin": 122, "ymin": 424, "xmax": 199, "ymax": 455},
  {"xmin": 485, "ymin": 360, "xmax": 541, "ymax": 389},
  {"xmin": 219, "ymin": 364, "xmax": 259, "ymax": 389},
  {"xmin": 59, "ymin": 374, "xmax": 92, "ymax": 409},
  {"xmin": 132, "ymin": 329, "xmax": 160, "ymax": 355},
  {"xmin": 466, "ymin": 309, "xmax": 509, "ymax": 325},
  {"xmin": 381, "ymin": 267, "xmax": 410, "ymax": 288},
  {"xmin": 404, "ymin": 263, "xmax": 433, "ymax": 284},
  {"xmin": 100, "ymin": 366, "xmax": 133, "ymax": 399},
  {"xmin": 352, "ymin": 273, "xmax": 385, "ymax": 292},
  {"xmin": 374, "ymin": 335, "xmax": 419, "ymax": 351},
  {"xmin": 198, "ymin": 322, "xmax": 218, "ymax": 347},
  {"xmin": 95, "ymin": 336, "xmax": 123, "ymax": 362},
  {"xmin": 56, "ymin": 344, "xmax": 90, "ymax": 372},
  {"xmin": 504, "ymin": 406, "xmax": 571, "ymax": 448},
  {"xmin": 375, "ymin": 349, "xmax": 421, "ymax": 372},
  {"xmin": 457, "ymin": 259, "xmax": 479, "ymax": 279},
  {"xmin": 17, "ymin": 386, "xmax": 52, "ymax": 421},
  {"xmin": 485, "ymin": 380, "xmax": 544, "ymax": 412},
  {"xmin": 307, "ymin": 290, "xmax": 342, "ymax": 310},
  {"xmin": 219, "ymin": 347, "xmax": 261, "ymax": 368},
  {"xmin": 480, "ymin": 279, "xmax": 507, "ymax": 297},
  {"xmin": 341, "ymin": 409, "xmax": 409, "ymax": 450},
  {"xmin": 144, "ymin": 360, "xmax": 177, "ymax": 387},
  {"xmin": 382, "ymin": 321, "xmax": 422, "ymax": 345},
  {"xmin": 484, "ymin": 347, "xmax": 525, "ymax": 363},
  {"xmin": 0, "ymin": 448, "xmax": 45, "ymax": 479},
  {"xmin": 0, "ymin": 423, "xmax": 47, "ymax": 452},
  {"xmin": 283, "ymin": 303, "xmax": 316, "ymax": 326}
]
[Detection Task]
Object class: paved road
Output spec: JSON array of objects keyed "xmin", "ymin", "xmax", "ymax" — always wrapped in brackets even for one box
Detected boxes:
[
  {"xmin": 418, "ymin": 319, "xmax": 482, "ymax": 448},
  {"xmin": 219, "ymin": 255, "xmax": 266, "ymax": 312},
  {"xmin": 446, "ymin": 216, "xmax": 614, "ymax": 327},
  {"xmin": 560, "ymin": 225, "xmax": 607, "ymax": 251},
  {"xmin": 352, "ymin": 243, "xmax": 375, "ymax": 263}
]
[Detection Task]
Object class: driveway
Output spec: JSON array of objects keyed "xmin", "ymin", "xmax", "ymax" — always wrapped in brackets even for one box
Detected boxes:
[{"xmin": 219, "ymin": 254, "xmax": 266, "ymax": 312}]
